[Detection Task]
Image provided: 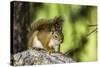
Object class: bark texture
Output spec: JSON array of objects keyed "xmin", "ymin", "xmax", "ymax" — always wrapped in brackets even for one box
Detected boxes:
[{"xmin": 11, "ymin": 49, "xmax": 75, "ymax": 66}]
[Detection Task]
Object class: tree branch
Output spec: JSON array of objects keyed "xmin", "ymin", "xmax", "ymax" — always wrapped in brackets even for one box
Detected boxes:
[{"xmin": 11, "ymin": 49, "xmax": 75, "ymax": 66}]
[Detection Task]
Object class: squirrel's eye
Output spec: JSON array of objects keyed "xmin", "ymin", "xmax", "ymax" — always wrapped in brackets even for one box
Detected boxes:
[{"xmin": 54, "ymin": 35, "xmax": 58, "ymax": 38}]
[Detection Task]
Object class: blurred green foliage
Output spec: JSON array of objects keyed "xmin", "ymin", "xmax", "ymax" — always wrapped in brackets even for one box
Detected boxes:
[{"xmin": 31, "ymin": 3, "xmax": 97, "ymax": 62}]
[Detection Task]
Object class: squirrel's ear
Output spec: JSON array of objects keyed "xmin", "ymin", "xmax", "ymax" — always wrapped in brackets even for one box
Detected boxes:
[
  {"xmin": 53, "ymin": 16, "xmax": 64, "ymax": 30},
  {"xmin": 53, "ymin": 16, "xmax": 64, "ymax": 26}
]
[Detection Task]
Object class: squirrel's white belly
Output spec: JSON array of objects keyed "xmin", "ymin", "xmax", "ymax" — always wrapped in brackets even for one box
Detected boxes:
[
  {"xmin": 49, "ymin": 38, "xmax": 60, "ymax": 52},
  {"xmin": 33, "ymin": 36, "xmax": 44, "ymax": 48},
  {"xmin": 49, "ymin": 38, "xmax": 60, "ymax": 47},
  {"xmin": 33, "ymin": 35, "xmax": 60, "ymax": 52}
]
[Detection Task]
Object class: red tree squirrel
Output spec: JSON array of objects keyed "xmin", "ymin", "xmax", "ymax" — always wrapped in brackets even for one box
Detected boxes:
[{"xmin": 28, "ymin": 17, "xmax": 64, "ymax": 54}]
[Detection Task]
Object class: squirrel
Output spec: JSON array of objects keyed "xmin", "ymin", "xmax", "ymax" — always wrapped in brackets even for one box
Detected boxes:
[{"xmin": 28, "ymin": 16, "xmax": 64, "ymax": 54}]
